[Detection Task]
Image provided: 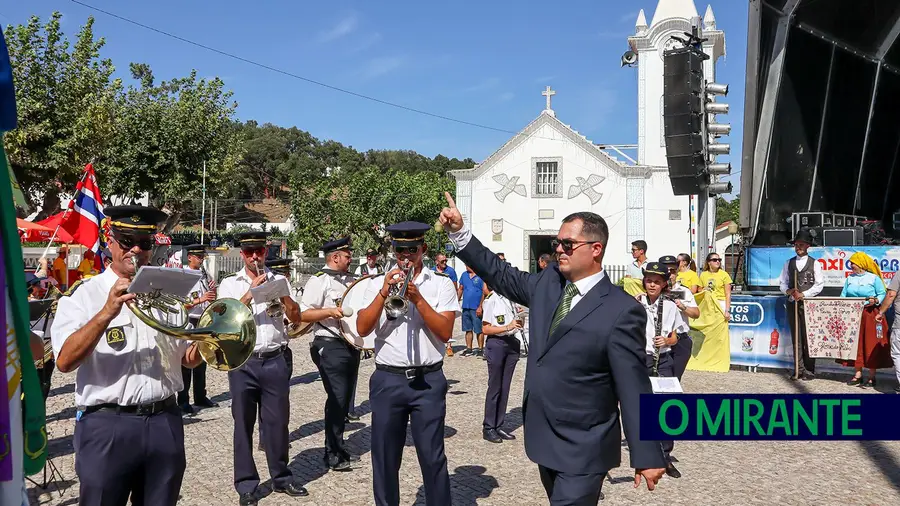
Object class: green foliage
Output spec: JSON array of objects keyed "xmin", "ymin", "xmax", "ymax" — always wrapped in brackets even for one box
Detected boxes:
[{"xmin": 716, "ymin": 195, "xmax": 741, "ymax": 226}]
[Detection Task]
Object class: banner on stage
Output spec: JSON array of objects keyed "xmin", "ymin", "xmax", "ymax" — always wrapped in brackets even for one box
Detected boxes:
[
  {"xmin": 802, "ymin": 297, "xmax": 865, "ymax": 360},
  {"xmin": 746, "ymin": 246, "xmax": 900, "ymax": 289}
]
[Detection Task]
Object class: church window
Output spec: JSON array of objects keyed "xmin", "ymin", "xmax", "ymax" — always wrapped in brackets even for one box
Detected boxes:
[
  {"xmin": 531, "ymin": 157, "xmax": 563, "ymax": 198},
  {"xmin": 626, "ymin": 179, "xmax": 645, "ymax": 252}
]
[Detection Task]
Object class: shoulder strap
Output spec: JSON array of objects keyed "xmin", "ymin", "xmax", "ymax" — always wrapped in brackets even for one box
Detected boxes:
[{"xmin": 655, "ymin": 297, "xmax": 665, "ymax": 337}]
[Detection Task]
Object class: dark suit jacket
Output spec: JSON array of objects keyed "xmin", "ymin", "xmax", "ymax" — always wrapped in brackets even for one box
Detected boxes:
[{"xmin": 459, "ymin": 236, "xmax": 666, "ymax": 474}]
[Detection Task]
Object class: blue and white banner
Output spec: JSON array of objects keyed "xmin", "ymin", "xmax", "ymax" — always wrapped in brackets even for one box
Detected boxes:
[{"xmin": 746, "ymin": 246, "xmax": 900, "ymax": 288}]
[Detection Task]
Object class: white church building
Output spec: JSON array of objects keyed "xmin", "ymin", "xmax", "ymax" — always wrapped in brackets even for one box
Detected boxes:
[{"xmin": 450, "ymin": 0, "xmax": 726, "ymax": 274}]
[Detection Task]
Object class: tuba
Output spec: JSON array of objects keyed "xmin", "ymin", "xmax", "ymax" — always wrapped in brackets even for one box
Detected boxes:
[
  {"xmin": 125, "ymin": 256, "xmax": 257, "ymax": 371},
  {"xmin": 384, "ymin": 261, "xmax": 413, "ymax": 320}
]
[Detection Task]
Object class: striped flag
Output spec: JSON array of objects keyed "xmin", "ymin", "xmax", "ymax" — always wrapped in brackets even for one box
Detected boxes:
[{"xmin": 60, "ymin": 163, "xmax": 108, "ymax": 271}]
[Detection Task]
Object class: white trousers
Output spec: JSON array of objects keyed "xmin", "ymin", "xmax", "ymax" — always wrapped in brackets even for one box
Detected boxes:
[{"xmin": 891, "ymin": 327, "xmax": 900, "ymax": 384}]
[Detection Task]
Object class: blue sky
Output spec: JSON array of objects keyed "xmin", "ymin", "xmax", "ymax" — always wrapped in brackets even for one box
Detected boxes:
[{"xmin": 2, "ymin": 0, "xmax": 748, "ymax": 191}]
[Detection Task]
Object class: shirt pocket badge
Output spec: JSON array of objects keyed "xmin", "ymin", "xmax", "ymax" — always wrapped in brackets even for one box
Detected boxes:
[
  {"xmin": 105, "ymin": 326, "xmax": 127, "ymax": 351},
  {"xmin": 496, "ymin": 315, "xmax": 505, "ymax": 324}
]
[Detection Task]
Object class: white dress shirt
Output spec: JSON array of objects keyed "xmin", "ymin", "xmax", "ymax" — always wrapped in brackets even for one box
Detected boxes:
[
  {"xmin": 301, "ymin": 269, "xmax": 355, "ymax": 337},
  {"xmin": 185, "ymin": 267, "xmax": 212, "ymax": 320},
  {"xmin": 354, "ymin": 263, "xmax": 382, "ymax": 277},
  {"xmin": 639, "ymin": 294, "xmax": 679, "ymax": 355},
  {"xmin": 779, "ymin": 255, "xmax": 825, "ymax": 300},
  {"xmin": 482, "ymin": 291, "xmax": 518, "ymax": 336},
  {"xmin": 217, "ymin": 267, "xmax": 289, "ymax": 353},
  {"xmin": 670, "ymin": 283, "xmax": 698, "ymax": 334},
  {"xmin": 50, "ymin": 267, "xmax": 189, "ymax": 407},
  {"xmin": 363, "ymin": 267, "xmax": 461, "ymax": 367}
]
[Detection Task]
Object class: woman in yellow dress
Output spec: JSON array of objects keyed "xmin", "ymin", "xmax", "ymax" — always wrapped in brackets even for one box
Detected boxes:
[
  {"xmin": 676, "ymin": 253, "xmax": 701, "ymax": 294},
  {"xmin": 700, "ymin": 253, "xmax": 732, "ymax": 318}
]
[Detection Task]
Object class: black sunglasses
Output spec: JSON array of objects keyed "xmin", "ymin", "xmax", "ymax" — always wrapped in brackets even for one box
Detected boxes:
[
  {"xmin": 551, "ymin": 238, "xmax": 599, "ymax": 254},
  {"xmin": 114, "ymin": 235, "xmax": 154, "ymax": 251},
  {"xmin": 394, "ymin": 245, "xmax": 420, "ymax": 254},
  {"xmin": 709, "ymin": 258, "xmax": 722, "ymax": 262}
]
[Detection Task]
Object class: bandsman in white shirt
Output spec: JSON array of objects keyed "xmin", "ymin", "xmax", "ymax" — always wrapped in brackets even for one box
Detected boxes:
[
  {"xmin": 638, "ymin": 262, "xmax": 682, "ymax": 479},
  {"xmin": 299, "ymin": 236, "xmax": 361, "ymax": 472},
  {"xmin": 779, "ymin": 228, "xmax": 824, "ymax": 380},
  {"xmin": 659, "ymin": 255, "xmax": 700, "ymax": 381},
  {"xmin": 480, "ymin": 278, "xmax": 522, "ymax": 444},
  {"xmin": 264, "ymin": 257, "xmax": 296, "ymax": 374},
  {"xmin": 354, "ymin": 247, "xmax": 384, "ymax": 277},
  {"xmin": 50, "ymin": 205, "xmax": 204, "ymax": 506},
  {"xmin": 177, "ymin": 243, "xmax": 219, "ymax": 414},
  {"xmin": 216, "ymin": 231, "xmax": 307, "ymax": 505},
  {"xmin": 357, "ymin": 221, "xmax": 461, "ymax": 506}
]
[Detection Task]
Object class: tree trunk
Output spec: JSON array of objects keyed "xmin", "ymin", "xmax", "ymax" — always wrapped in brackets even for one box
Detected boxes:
[
  {"xmin": 161, "ymin": 210, "xmax": 182, "ymax": 234},
  {"xmin": 34, "ymin": 188, "xmax": 62, "ymax": 221}
]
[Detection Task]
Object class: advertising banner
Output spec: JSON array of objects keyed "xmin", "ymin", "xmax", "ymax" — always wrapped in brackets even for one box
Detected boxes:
[
  {"xmin": 746, "ymin": 246, "xmax": 899, "ymax": 288},
  {"xmin": 802, "ymin": 297, "xmax": 865, "ymax": 360}
]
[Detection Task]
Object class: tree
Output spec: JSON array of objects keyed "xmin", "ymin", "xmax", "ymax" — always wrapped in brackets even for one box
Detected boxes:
[
  {"xmin": 104, "ymin": 64, "xmax": 244, "ymax": 231},
  {"xmin": 4, "ymin": 13, "xmax": 120, "ymax": 218},
  {"xmin": 716, "ymin": 195, "xmax": 740, "ymax": 226}
]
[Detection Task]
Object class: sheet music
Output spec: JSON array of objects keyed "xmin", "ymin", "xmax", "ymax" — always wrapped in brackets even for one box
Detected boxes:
[
  {"xmin": 127, "ymin": 266, "xmax": 201, "ymax": 298},
  {"xmin": 650, "ymin": 376, "xmax": 684, "ymax": 394},
  {"xmin": 251, "ymin": 277, "xmax": 291, "ymax": 303}
]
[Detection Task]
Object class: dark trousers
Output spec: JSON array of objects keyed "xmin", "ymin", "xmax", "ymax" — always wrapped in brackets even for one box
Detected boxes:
[
  {"xmin": 310, "ymin": 336, "xmax": 361, "ymax": 457},
  {"xmin": 787, "ymin": 301, "xmax": 816, "ymax": 375},
  {"xmin": 538, "ymin": 465, "xmax": 606, "ymax": 506},
  {"xmin": 370, "ymin": 368, "xmax": 451, "ymax": 506},
  {"xmin": 228, "ymin": 352, "xmax": 293, "ymax": 495},
  {"xmin": 672, "ymin": 332, "xmax": 692, "ymax": 381},
  {"xmin": 75, "ymin": 405, "xmax": 186, "ymax": 506},
  {"xmin": 646, "ymin": 352, "xmax": 675, "ymax": 460},
  {"xmin": 38, "ymin": 359, "xmax": 54, "ymax": 400},
  {"xmin": 483, "ymin": 335, "xmax": 520, "ymax": 429},
  {"xmin": 177, "ymin": 362, "xmax": 208, "ymax": 405}
]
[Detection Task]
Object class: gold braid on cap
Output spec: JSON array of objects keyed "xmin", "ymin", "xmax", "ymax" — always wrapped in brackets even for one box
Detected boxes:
[
  {"xmin": 392, "ymin": 236, "xmax": 424, "ymax": 242},
  {"xmin": 108, "ymin": 220, "xmax": 158, "ymax": 231}
]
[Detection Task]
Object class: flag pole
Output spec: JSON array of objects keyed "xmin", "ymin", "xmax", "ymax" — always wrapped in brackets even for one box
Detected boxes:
[
  {"xmin": 38, "ymin": 168, "xmax": 90, "ymax": 262},
  {"xmin": 200, "ymin": 160, "xmax": 207, "ymax": 245}
]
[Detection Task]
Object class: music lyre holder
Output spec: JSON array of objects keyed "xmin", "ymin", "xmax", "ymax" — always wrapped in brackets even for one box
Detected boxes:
[{"xmin": 25, "ymin": 451, "xmax": 67, "ymax": 498}]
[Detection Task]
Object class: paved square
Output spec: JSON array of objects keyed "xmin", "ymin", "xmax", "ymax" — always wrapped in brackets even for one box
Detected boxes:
[{"xmin": 26, "ymin": 326, "xmax": 900, "ymax": 505}]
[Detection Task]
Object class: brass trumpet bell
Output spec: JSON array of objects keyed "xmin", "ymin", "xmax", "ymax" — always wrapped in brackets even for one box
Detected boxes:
[{"xmin": 126, "ymin": 297, "xmax": 257, "ymax": 371}]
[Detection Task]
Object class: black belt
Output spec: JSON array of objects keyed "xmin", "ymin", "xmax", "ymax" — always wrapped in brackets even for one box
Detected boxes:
[
  {"xmin": 83, "ymin": 396, "xmax": 176, "ymax": 416},
  {"xmin": 376, "ymin": 362, "xmax": 443, "ymax": 380},
  {"xmin": 251, "ymin": 346, "xmax": 287, "ymax": 360},
  {"xmin": 313, "ymin": 335, "xmax": 345, "ymax": 344},
  {"xmin": 487, "ymin": 334, "xmax": 518, "ymax": 341}
]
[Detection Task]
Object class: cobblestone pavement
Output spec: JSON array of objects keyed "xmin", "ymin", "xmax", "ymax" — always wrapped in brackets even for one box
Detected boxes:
[{"xmin": 27, "ymin": 325, "xmax": 900, "ymax": 506}]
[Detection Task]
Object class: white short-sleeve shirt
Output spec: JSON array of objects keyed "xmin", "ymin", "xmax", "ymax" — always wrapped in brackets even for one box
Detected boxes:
[
  {"xmin": 217, "ymin": 267, "xmax": 289, "ymax": 353},
  {"xmin": 671, "ymin": 283, "xmax": 698, "ymax": 334},
  {"xmin": 50, "ymin": 267, "xmax": 190, "ymax": 407},
  {"xmin": 301, "ymin": 269, "xmax": 355, "ymax": 337},
  {"xmin": 481, "ymin": 291, "xmax": 517, "ymax": 336},
  {"xmin": 363, "ymin": 267, "xmax": 461, "ymax": 367},
  {"xmin": 185, "ymin": 267, "xmax": 213, "ymax": 320},
  {"xmin": 639, "ymin": 294, "xmax": 679, "ymax": 355}
]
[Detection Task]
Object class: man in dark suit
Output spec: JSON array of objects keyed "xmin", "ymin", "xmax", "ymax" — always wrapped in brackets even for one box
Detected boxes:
[{"xmin": 439, "ymin": 193, "xmax": 667, "ymax": 505}]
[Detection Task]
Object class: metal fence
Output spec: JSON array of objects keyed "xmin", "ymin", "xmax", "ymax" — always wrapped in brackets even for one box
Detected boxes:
[{"xmin": 605, "ymin": 265, "xmax": 628, "ymax": 285}]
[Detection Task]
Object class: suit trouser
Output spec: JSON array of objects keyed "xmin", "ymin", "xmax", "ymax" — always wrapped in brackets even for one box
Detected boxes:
[
  {"xmin": 75, "ymin": 403, "xmax": 185, "ymax": 506},
  {"xmin": 538, "ymin": 465, "xmax": 606, "ymax": 506},
  {"xmin": 646, "ymin": 352, "xmax": 675, "ymax": 460},
  {"xmin": 228, "ymin": 351, "xmax": 294, "ymax": 495},
  {"xmin": 370, "ymin": 367, "xmax": 450, "ymax": 506},
  {"xmin": 672, "ymin": 332, "xmax": 692, "ymax": 381},
  {"xmin": 787, "ymin": 301, "xmax": 816, "ymax": 375},
  {"xmin": 177, "ymin": 362, "xmax": 208, "ymax": 405},
  {"xmin": 483, "ymin": 335, "xmax": 520, "ymax": 430},
  {"xmin": 310, "ymin": 336, "xmax": 361, "ymax": 457}
]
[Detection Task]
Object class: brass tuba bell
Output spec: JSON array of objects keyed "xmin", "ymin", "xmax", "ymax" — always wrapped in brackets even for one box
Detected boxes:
[{"xmin": 126, "ymin": 257, "xmax": 257, "ymax": 371}]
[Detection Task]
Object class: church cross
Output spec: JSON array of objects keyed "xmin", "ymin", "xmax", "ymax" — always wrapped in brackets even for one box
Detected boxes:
[{"xmin": 542, "ymin": 86, "xmax": 556, "ymax": 110}]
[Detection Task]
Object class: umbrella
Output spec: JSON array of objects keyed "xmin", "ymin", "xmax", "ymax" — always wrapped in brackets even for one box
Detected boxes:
[
  {"xmin": 33, "ymin": 213, "xmax": 76, "ymax": 243},
  {"xmin": 16, "ymin": 217, "xmax": 74, "ymax": 243}
]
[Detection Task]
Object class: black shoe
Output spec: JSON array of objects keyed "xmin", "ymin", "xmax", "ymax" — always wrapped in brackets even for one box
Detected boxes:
[
  {"xmin": 847, "ymin": 375, "xmax": 863, "ymax": 386},
  {"xmin": 862, "ymin": 378, "xmax": 877, "ymax": 389},
  {"xmin": 801, "ymin": 372, "xmax": 815, "ymax": 381},
  {"xmin": 238, "ymin": 492, "xmax": 258, "ymax": 505},
  {"xmin": 894, "ymin": 386, "xmax": 900, "ymax": 394},
  {"xmin": 666, "ymin": 463, "xmax": 681, "ymax": 479},
  {"xmin": 346, "ymin": 412, "xmax": 360, "ymax": 422},
  {"xmin": 180, "ymin": 403, "xmax": 195, "ymax": 415},
  {"xmin": 483, "ymin": 429, "xmax": 502, "ymax": 443},
  {"xmin": 462, "ymin": 348, "xmax": 474, "ymax": 356},
  {"xmin": 325, "ymin": 454, "xmax": 352, "ymax": 471},
  {"xmin": 195, "ymin": 397, "xmax": 219, "ymax": 408},
  {"xmin": 621, "ymin": 439, "xmax": 629, "ymax": 448},
  {"xmin": 274, "ymin": 482, "xmax": 309, "ymax": 497},
  {"xmin": 668, "ymin": 455, "xmax": 679, "ymax": 463},
  {"xmin": 340, "ymin": 451, "xmax": 361, "ymax": 463},
  {"xmin": 496, "ymin": 428, "xmax": 516, "ymax": 440},
  {"xmin": 599, "ymin": 491, "xmax": 605, "ymax": 501}
]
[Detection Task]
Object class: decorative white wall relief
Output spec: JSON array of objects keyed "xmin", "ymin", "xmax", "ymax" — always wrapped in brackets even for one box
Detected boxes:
[
  {"xmin": 567, "ymin": 175, "xmax": 604, "ymax": 204},
  {"xmin": 493, "ymin": 173, "xmax": 527, "ymax": 202}
]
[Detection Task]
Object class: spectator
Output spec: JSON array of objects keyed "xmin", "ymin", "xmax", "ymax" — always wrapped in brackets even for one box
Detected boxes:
[
  {"xmin": 77, "ymin": 249, "xmax": 98, "ymax": 280},
  {"xmin": 52, "ymin": 245, "xmax": 69, "ymax": 290},
  {"xmin": 432, "ymin": 253, "xmax": 459, "ymax": 357},
  {"xmin": 538, "ymin": 253, "xmax": 551, "ymax": 271},
  {"xmin": 676, "ymin": 253, "xmax": 701, "ymax": 294},
  {"xmin": 700, "ymin": 253, "xmax": 732, "ymax": 317},
  {"xmin": 626, "ymin": 240, "xmax": 648, "ymax": 278},
  {"xmin": 459, "ymin": 265, "xmax": 486, "ymax": 357},
  {"xmin": 841, "ymin": 252, "xmax": 891, "ymax": 387}
]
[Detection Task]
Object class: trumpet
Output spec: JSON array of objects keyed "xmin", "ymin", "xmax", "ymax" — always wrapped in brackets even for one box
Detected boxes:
[
  {"xmin": 125, "ymin": 255, "xmax": 257, "ymax": 371},
  {"xmin": 384, "ymin": 260, "xmax": 413, "ymax": 320}
]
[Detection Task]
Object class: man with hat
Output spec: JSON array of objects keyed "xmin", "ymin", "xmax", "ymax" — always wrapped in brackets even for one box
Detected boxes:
[
  {"xmin": 779, "ymin": 227, "xmax": 823, "ymax": 380},
  {"xmin": 177, "ymin": 244, "xmax": 219, "ymax": 414},
  {"xmin": 299, "ymin": 236, "xmax": 361, "ymax": 472},
  {"xmin": 355, "ymin": 247, "xmax": 384, "ymax": 277},
  {"xmin": 217, "ymin": 230, "xmax": 307, "ymax": 504},
  {"xmin": 266, "ymin": 257, "xmax": 302, "ymax": 301},
  {"xmin": 51, "ymin": 205, "xmax": 205, "ymax": 506},
  {"xmin": 659, "ymin": 255, "xmax": 700, "ymax": 381},
  {"xmin": 357, "ymin": 221, "xmax": 460, "ymax": 506}
]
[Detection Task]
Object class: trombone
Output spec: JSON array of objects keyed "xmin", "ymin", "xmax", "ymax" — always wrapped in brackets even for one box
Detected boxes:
[{"xmin": 125, "ymin": 256, "xmax": 257, "ymax": 371}]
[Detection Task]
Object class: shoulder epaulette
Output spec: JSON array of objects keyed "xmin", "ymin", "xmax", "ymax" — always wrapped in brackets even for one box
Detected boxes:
[
  {"xmin": 315, "ymin": 271, "xmax": 325, "ymax": 277},
  {"xmin": 221, "ymin": 272, "xmax": 237, "ymax": 280},
  {"xmin": 63, "ymin": 279, "xmax": 87, "ymax": 297},
  {"xmin": 484, "ymin": 292, "xmax": 493, "ymax": 299},
  {"xmin": 434, "ymin": 271, "xmax": 450, "ymax": 278}
]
